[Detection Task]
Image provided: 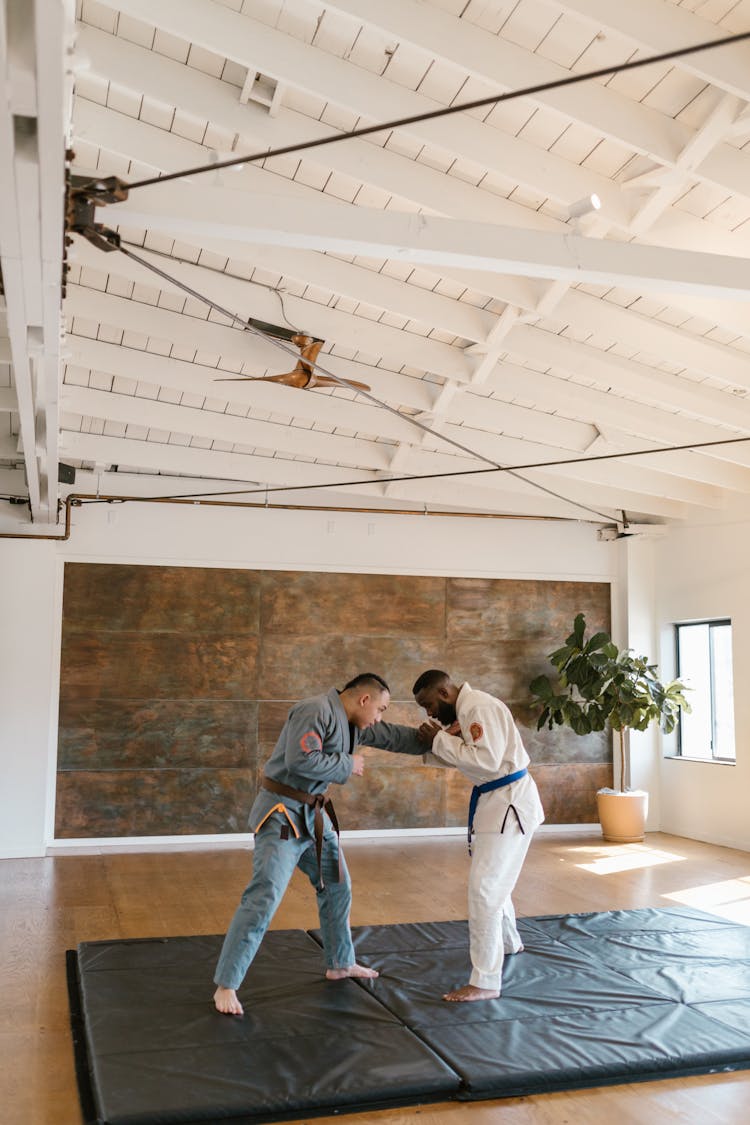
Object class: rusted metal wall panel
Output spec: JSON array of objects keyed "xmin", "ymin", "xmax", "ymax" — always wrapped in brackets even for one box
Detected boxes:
[{"xmin": 55, "ymin": 564, "xmax": 611, "ymax": 837}]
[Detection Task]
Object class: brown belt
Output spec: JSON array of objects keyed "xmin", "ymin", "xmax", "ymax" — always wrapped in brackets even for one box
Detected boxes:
[{"xmin": 261, "ymin": 777, "xmax": 342, "ymax": 890}]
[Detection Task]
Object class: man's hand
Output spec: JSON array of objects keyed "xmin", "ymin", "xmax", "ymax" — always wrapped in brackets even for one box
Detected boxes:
[
  {"xmin": 418, "ymin": 720, "xmax": 442, "ymax": 746},
  {"xmin": 351, "ymin": 753, "xmax": 365, "ymax": 776},
  {"xmin": 418, "ymin": 719, "xmax": 461, "ymax": 744}
]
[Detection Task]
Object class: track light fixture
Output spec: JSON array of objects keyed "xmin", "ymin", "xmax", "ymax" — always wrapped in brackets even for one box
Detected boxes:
[{"xmin": 567, "ymin": 193, "xmax": 601, "ymax": 220}]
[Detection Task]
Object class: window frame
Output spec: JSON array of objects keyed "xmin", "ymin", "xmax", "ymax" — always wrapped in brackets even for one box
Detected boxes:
[{"xmin": 675, "ymin": 618, "xmax": 735, "ymax": 763}]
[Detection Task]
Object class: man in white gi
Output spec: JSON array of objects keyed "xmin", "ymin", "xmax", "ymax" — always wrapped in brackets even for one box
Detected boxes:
[
  {"xmin": 413, "ymin": 669, "xmax": 545, "ymax": 1003},
  {"xmin": 214, "ymin": 672, "xmax": 426, "ymax": 1016}
]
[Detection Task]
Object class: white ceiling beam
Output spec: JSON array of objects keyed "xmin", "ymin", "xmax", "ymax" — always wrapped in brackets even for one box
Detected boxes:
[
  {"xmin": 57, "ymin": 430, "xmax": 576, "ymax": 518},
  {"xmin": 61, "ymin": 385, "xmax": 397, "ymax": 472},
  {"xmin": 66, "ymin": 338, "xmax": 425, "ymax": 446},
  {"xmin": 0, "ymin": 0, "xmax": 73, "ymax": 523},
  {"xmin": 541, "ymin": 290, "xmax": 750, "ymax": 392},
  {"xmin": 394, "ymin": 469, "xmax": 687, "ymax": 521},
  {"xmin": 32, "ymin": 0, "xmax": 75, "ymax": 520},
  {"xmin": 65, "ymin": 280, "xmax": 750, "ymax": 481},
  {"xmin": 323, "ymin": 0, "xmax": 750, "ymax": 205},
  {"xmin": 588, "ymin": 441, "xmax": 750, "ymax": 493},
  {"xmin": 71, "ymin": 212, "xmax": 494, "ymax": 346},
  {"xmin": 66, "ymin": 333, "xmax": 437, "ymax": 417},
  {"xmin": 64, "ymin": 274, "xmax": 471, "ymax": 382},
  {"xmin": 61, "ymin": 377, "xmax": 719, "ymax": 511},
  {"xmin": 77, "ymin": 24, "xmax": 563, "ymax": 238},
  {"xmin": 426, "ymin": 426, "xmax": 722, "ymax": 508},
  {"xmin": 557, "ymin": 0, "xmax": 750, "ymax": 103},
  {"xmin": 69, "ymin": 332, "xmax": 580, "ymax": 457},
  {"xmin": 0, "ymin": 3, "xmax": 41, "ymax": 515},
  {"xmin": 74, "ymin": 67, "xmax": 750, "ymax": 343},
  {"xmin": 106, "ymin": 0, "xmax": 632, "ymax": 224},
  {"xmin": 62, "ymin": 384, "xmax": 481, "ymax": 476},
  {"xmin": 112, "ymin": 182, "xmax": 750, "ymax": 302},
  {"xmin": 628, "ymin": 92, "xmax": 741, "ymax": 238},
  {"xmin": 71, "ymin": 331, "xmax": 601, "ymax": 469},
  {"xmin": 505, "ymin": 323, "xmax": 750, "ymax": 431},
  {"xmin": 68, "ymin": 332, "xmax": 747, "ymax": 494},
  {"xmin": 72, "ymin": 216, "xmax": 750, "ymax": 419},
  {"xmin": 62, "ymin": 427, "xmax": 686, "ymax": 521},
  {"xmin": 65, "ymin": 468, "xmax": 579, "ymax": 523},
  {"xmin": 80, "ymin": 23, "xmax": 750, "ymax": 281},
  {"xmin": 489, "ymin": 359, "xmax": 750, "ymax": 480},
  {"xmin": 63, "ymin": 429, "xmax": 368, "ymax": 490}
]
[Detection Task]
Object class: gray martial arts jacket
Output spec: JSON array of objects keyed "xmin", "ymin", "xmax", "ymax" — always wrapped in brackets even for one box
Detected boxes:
[{"xmin": 249, "ymin": 686, "xmax": 424, "ymax": 837}]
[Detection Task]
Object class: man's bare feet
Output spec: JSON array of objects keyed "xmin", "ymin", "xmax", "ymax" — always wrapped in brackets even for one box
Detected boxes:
[
  {"xmin": 214, "ymin": 986, "xmax": 243, "ymax": 1015},
  {"xmin": 326, "ymin": 963, "xmax": 379, "ymax": 981},
  {"xmin": 443, "ymin": 984, "xmax": 500, "ymax": 1002}
]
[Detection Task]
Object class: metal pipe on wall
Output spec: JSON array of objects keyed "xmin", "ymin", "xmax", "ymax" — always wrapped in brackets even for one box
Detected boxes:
[{"xmin": 0, "ymin": 491, "xmax": 588, "ymax": 542}]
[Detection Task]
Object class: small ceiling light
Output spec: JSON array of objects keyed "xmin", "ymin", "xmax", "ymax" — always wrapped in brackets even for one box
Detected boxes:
[{"xmin": 567, "ymin": 193, "xmax": 601, "ymax": 220}]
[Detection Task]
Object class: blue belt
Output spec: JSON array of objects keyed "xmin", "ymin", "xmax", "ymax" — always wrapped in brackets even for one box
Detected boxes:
[{"xmin": 468, "ymin": 768, "xmax": 528, "ymax": 853}]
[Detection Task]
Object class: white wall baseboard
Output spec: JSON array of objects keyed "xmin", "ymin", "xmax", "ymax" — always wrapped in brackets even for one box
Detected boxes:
[{"xmin": 41, "ymin": 822, "xmax": 601, "ymax": 857}]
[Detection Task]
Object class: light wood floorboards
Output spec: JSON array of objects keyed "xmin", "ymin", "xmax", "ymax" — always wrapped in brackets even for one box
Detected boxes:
[{"xmin": 2, "ymin": 829, "xmax": 749, "ymax": 1124}]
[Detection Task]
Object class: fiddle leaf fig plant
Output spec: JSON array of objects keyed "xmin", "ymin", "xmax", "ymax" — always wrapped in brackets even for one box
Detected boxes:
[{"xmin": 529, "ymin": 613, "xmax": 690, "ymax": 791}]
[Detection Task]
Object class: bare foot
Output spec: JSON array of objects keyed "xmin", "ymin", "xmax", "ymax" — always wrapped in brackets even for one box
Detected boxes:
[
  {"xmin": 213, "ymin": 986, "xmax": 243, "ymax": 1015},
  {"xmin": 326, "ymin": 963, "xmax": 379, "ymax": 981},
  {"xmin": 443, "ymin": 984, "xmax": 500, "ymax": 1002}
]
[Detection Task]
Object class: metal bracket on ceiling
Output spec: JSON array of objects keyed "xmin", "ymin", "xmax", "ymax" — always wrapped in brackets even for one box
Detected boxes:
[{"xmin": 64, "ymin": 169, "xmax": 128, "ymax": 264}]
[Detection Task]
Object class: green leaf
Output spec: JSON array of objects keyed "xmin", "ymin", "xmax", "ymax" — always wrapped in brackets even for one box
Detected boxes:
[
  {"xmin": 585, "ymin": 631, "xmax": 611, "ymax": 653},
  {"xmin": 529, "ymin": 675, "xmax": 552, "ymax": 701}
]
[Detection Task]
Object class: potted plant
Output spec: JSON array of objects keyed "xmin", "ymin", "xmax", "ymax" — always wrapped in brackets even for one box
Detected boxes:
[{"xmin": 529, "ymin": 613, "xmax": 690, "ymax": 842}]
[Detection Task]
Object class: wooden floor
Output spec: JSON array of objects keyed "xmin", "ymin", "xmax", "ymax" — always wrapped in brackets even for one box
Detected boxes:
[{"xmin": 2, "ymin": 829, "xmax": 750, "ymax": 1125}]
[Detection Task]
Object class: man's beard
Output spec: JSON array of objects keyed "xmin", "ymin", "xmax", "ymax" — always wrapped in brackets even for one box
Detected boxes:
[{"xmin": 438, "ymin": 700, "xmax": 457, "ymax": 725}]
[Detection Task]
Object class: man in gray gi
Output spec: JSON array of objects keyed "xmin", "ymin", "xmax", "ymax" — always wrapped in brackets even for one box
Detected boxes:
[{"xmin": 213, "ymin": 672, "xmax": 426, "ymax": 1015}]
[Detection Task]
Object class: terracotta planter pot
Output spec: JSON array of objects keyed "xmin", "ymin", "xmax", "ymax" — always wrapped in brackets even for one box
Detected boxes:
[{"xmin": 596, "ymin": 790, "xmax": 648, "ymax": 843}]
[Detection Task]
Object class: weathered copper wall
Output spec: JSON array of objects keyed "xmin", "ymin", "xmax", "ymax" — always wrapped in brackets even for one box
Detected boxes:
[{"xmin": 56, "ymin": 564, "xmax": 611, "ymax": 837}]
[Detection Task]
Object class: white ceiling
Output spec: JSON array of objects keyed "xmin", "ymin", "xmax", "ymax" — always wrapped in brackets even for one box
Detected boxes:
[{"xmin": 3, "ymin": 0, "xmax": 750, "ymax": 532}]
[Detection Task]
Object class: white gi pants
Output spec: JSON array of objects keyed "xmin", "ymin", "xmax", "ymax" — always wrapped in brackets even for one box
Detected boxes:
[{"xmin": 468, "ymin": 822, "xmax": 533, "ymax": 991}]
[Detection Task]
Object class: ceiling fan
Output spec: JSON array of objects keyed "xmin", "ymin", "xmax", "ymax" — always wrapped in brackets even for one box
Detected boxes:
[{"xmin": 214, "ymin": 326, "xmax": 371, "ymax": 392}]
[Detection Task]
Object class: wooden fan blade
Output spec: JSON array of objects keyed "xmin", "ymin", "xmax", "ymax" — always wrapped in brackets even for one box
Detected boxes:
[
  {"xmin": 213, "ymin": 368, "xmax": 309, "ymax": 386},
  {"xmin": 299, "ymin": 338, "xmax": 324, "ymax": 366}
]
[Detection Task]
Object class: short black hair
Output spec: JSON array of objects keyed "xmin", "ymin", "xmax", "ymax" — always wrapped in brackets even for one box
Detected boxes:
[
  {"xmin": 342, "ymin": 672, "xmax": 390, "ymax": 694},
  {"xmin": 412, "ymin": 669, "xmax": 449, "ymax": 695}
]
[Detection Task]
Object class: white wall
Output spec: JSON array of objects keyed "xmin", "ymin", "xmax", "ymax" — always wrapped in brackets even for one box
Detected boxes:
[
  {"xmin": 1, "ymin": 500, "xmax": 621, "ymax": 857},
  {"xmin": 0, "ymin": 540, "xmax": 60, "ymax": 857},
  {"xmin": 654, "ymin": 496, "xmax": 750, "ymax": 852},
  {"xmin": 623, "ymin": 537, "xmax": 661, "ymax": 828}
]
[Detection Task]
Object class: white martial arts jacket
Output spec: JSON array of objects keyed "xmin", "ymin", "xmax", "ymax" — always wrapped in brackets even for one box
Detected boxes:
[{"xmin": 427, "ymin": 683, "xmax": 545, "ymax": 835}]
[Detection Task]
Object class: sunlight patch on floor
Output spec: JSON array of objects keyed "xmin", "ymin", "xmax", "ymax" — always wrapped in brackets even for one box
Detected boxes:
[
  {"xmin": 572, "ymin": 844, "xmax": 685, "ymax": 875},
  {"xmin": 662, "ymin": 877, "xmax": 750, "ymax": 924}
]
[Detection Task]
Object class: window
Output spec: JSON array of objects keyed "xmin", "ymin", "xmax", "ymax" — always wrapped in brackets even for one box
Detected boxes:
[{"xmin": 675, "ymin": 620, "xmax": 735, "ymax": 761}]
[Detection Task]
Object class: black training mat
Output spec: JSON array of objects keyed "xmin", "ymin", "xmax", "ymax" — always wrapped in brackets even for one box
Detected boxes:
[
  {"xmin": 70, "ymin": 908, "xmax": 750, "ymax": 1124},
  {"xmin": 310, "ymin": 906, "xmax": 750, "ymax": 1098},
  {"xmin": 68, "ymin": 929, "xmax": 460, "ymax": 1125}
]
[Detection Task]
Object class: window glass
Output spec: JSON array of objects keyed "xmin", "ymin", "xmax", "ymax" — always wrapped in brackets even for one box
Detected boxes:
[{"xmin": 676, "ymin": 621, "xmax": 735, "ymax": 761}]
